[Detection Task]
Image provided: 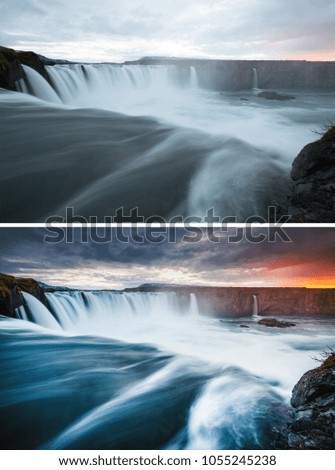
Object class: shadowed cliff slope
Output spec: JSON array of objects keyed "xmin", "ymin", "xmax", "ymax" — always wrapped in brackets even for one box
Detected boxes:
[
  {"xmin": 0, "ymin": 273, "xmax": 48, "ymax": 318},
  {"xmin": 277, "ymin": 125, "xmax": 335, "ymax": 222},
  {"xmin": 287, "ymin": 351, "xmax": 335, "ymax": 449},
  {"xmin": 0, "ymin": 46, "xmax": 50, "ymax": 91}
]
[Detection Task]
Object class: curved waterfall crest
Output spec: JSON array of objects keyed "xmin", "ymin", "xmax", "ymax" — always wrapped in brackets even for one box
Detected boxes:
[
  {"xmin": 16, "ymin": 290, "xmax": 200, "ymax": 331},
  {"xmin": 16, "ymin": 63, "xmax": 200, "ymax": 105}
]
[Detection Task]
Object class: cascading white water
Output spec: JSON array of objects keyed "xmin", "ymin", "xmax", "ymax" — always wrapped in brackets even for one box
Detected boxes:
[
  {"xmin": 44, "ymin": 63, "xmax": 199, "ymax": 108},
  {"xmin": 20, "ymin": 292, "xmax": 62, "ymax": 330},
  {"xmin": 17, "ymin": 290, "xmax": 200, "ymax": 333},
  {"xmin": 252, "ymin": 67, "xmax": 259, "ymax": 90},
  {"xmin": 190, "ymin": 66, "xmax": 199, "ymax": 89},
  {"xmin": 252, "ymin": 295, "xmax": 259, "ymax": 318},
  {"xmin": 17, "ymin": 65, "xmax": 62, "ymax": 104}
]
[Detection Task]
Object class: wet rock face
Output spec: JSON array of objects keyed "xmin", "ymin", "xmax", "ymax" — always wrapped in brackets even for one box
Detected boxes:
[
  {"xmin": 288, "ymin": 354, "xmax": 335, "ymax": 449},
  {"xmin": 277, "ymin": 127, "xmax": 335, "ymax": 222}
]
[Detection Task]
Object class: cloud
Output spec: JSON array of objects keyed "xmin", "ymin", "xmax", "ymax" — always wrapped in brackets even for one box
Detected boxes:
[
  {"xmin": 0, "ymin": 0, "xmax": 334, "ymax": 61},
  {"xmin": 0, "ymin": 228, "xmax": 334, "ymax": 289}
]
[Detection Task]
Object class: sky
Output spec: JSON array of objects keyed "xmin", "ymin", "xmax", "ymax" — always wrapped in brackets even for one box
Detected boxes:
[
  {"xmin": 0, "ymin": 228, "xmax": 334, "ymax": 289},
  {"xmin": 1, "ymin": 0, "xmax": 334, "ymax": 62}
]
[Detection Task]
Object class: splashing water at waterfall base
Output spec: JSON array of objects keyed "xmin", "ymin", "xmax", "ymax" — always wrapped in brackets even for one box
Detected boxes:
[
  {"xmin": 1, "ymin": 288, "xmax": 335, "ymax": 450},
  {"xmin": 0, "ymin": 62, "xmax": 334, "ymax": 221}
]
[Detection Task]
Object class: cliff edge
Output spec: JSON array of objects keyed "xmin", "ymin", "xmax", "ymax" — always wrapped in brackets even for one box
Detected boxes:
[
  {"xmin": 287, "ymin": 352, "xmax": 335, "ymax": 449},
  {"xmin": 0, "ymin": 45, "xmax": 49, "ymax": 91},
  {"xmin": 277, "ymin": 125, "xmax": 335, "ymax": 222},
  {"xmin": 0, "ymin": 273, "xmax": 48, "ymax": 317}
]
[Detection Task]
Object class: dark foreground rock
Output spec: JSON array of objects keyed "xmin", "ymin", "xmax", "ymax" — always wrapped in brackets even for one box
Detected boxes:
[
  {"xmin": 0, "ymin": 273, "xmax": 48, "ymax": 318},
  {"xmin": 258, "ymin": 91, "xmax": 296, "ymax": 101},
  {"xmin": 0, "ymin": 45, "xmax": 49, "ymax": 91},
  {"xmin": 258, "ymin": 318, "xmax": 296, "ymax": 328},
  {"xmin": 277, "ymin": 126, "xmax": 335, "ymax": 222},
  {"xmin": 287, "ymin": 353, "xmax": 335, "ymax": 449}
]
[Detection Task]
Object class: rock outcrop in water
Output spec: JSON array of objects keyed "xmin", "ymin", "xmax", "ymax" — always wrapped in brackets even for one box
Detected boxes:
[
  {"xmin": 278, "ymin": 126, "xmax": 335, "ymax": 222},
  {"xmin": 257, "ymin": 91, "xmax": 296, "ymax": 101},
  {"xmin": 258, "ymin": 318, "xmax": 296, "ymax": 328},
  {"xmin": 0, "ymin": 273, "xmax": 48, "ymax": 318},
  {"xmin": 0, "ymin": 46, "xmax": 50, "ymax": 91},
  {"xmin": 287, "ymin": 352, "xmax": 335, "ymax": 449}
]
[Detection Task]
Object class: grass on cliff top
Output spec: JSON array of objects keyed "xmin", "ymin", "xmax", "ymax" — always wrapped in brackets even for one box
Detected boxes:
[
  {"xmin": 321, "ymin": 125, "xmax": 335, "ymax": 144},
  {"xmin": 313, "ymin": 121, "xmax": 335, "ymax": 144},
  {"xmin": 0, "ymin": 273, "xmax": 17, "ymax": 298},
  {"xmin": 313, "ymin": 348, "xmax": 335, "ymax": 371},
  {"xmin": 0, "ymin": 45, "xmax": 40, "ymax": 70},
  {"xmin": 321, "ymin": 352, "xmax": 335, "ymax": 371}
]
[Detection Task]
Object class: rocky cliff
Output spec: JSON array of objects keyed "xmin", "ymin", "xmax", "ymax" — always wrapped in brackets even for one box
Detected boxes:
[
  {"xmin": 0, "ymin": 273, "xmax": 48, "ymax": 318},
  {"xmin": 287, "ymin": 352, "xmax": 335, "ymax": 449},
  {"xmin": 126, "ymin": 285, "xmax": 335, "ymax": 317},
  {"xmin": 2, "ymin": 46, "xmax": 335, "ymax": 92},
  {"xmin": 277, "ymin": 126, "xmax": 335, "ymax": 222},
  {"xmin": 0, "ymin": 45, "xmax": 50, "ymax": 91},
  {"xmin": 1, "ymin": 274, "xmax": 335, "ymax": 319},
  {"xmin": 132, "ymin": 57, "xmax": 335, "ymax": 91}
]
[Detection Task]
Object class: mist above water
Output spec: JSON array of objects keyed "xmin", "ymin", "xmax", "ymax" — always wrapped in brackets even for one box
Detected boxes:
[{"xmin": 1, "ymin": 63, "xmax": 333, "ymax": 221}]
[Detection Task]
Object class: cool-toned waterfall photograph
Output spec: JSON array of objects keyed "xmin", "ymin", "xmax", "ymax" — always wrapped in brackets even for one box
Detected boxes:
[
  {"xmin": 0, "ymin": 227, "xmax": 334, "ymax": 450},
  {"xmin": 0, "ymin": 1, "xmax": 335, "ymax": 222}
]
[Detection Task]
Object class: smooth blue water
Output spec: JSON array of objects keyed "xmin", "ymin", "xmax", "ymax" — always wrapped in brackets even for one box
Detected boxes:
[{"xmin": 1, "ymin": 290, "xmax": 334, "ymax": 450}]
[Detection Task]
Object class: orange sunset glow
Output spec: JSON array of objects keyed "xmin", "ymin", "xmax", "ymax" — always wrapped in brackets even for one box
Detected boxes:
[{"xmin": 293, "ymin": 277, "xmax": 335, "ymax": 289}]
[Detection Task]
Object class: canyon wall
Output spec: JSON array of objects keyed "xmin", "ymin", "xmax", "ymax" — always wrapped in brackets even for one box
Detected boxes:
[
  {"xmin": 1, "ymin": 273, "xmax": 335, "ymax": 319},
  {"xmin": 1, "ymin": 45, "xmax": 335, "ymax": 92},
  {"xmin": 127, "ymin": 285, "xmax": 335, "ymax": 317},
  {"xmin": 133, "ymin": 57, "xmax": 335, "ymax": 91}
]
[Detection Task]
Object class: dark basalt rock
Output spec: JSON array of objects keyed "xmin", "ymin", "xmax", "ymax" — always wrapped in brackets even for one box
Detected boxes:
[
  {"xmin": 0, "ymin": 274, "xmax": 25, "ymax": 318},
  {"xmin": 0, "ymin": 273, "xmax": 48, "ymax": 318},
  {"xmin": 258, "ymin": 318, "xmax": 296, "ymax": 328},
  {"xmin": 277, "ymin": 126, "xmax": 335, "ymax": 222},
  {"xmin": 0, "ymin": 45, "xmax": 49, "ymax": 91},
  {"xmin": 257, "ymin": 91, "xmax": 296, "ymax": 101},
  {"xmin": 0, "ymin": 46, "xmax": 24, "ymax": 90},
  {"xmin": 287, "ymin": 353, "xmax": 335, "ymax": 449}
]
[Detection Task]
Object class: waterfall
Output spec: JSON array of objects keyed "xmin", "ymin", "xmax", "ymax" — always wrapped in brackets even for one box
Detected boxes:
[
  {"xmin": 190, "ymin": 66, "xmax": 199, "ymax": 89},
  {"xmin": 20, "ymin": 292, "xmax": 62, "ymax": 330},
  {"xmin": 17, "ymin": 65, "xmax": 62, "ymax": 104},
  {"xmin": 16, "ymin": 63, "xmax": 199, "ymax": 107},
  {"xmin": 252, "ymin": 295, "xmax": 259, "ymax": 318},
  {"xmin": 252, "ymin": 68, "xmax": 259, "ymax": 90},
  {"xmin": 15, "ymin": 290, "xmax": 200, "ymax": 332},
  {"xmin": 189, "ymin": 293, "xmax": 200, "ymax": 316}
]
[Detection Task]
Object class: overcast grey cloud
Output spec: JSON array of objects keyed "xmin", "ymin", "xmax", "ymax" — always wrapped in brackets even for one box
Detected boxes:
[
  {"xmin": 0, "ymin": 0, "xmax": 334, "ymax": 61},
  {"xmin": 0, "ymin": 228, "xmax": 334, "ymax": 289}
]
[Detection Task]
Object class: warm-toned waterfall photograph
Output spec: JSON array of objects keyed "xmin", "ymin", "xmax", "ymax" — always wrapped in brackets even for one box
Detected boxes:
[{"xmin": 0, "ymin": 227, "xmax": 334, "ymax": 450}]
